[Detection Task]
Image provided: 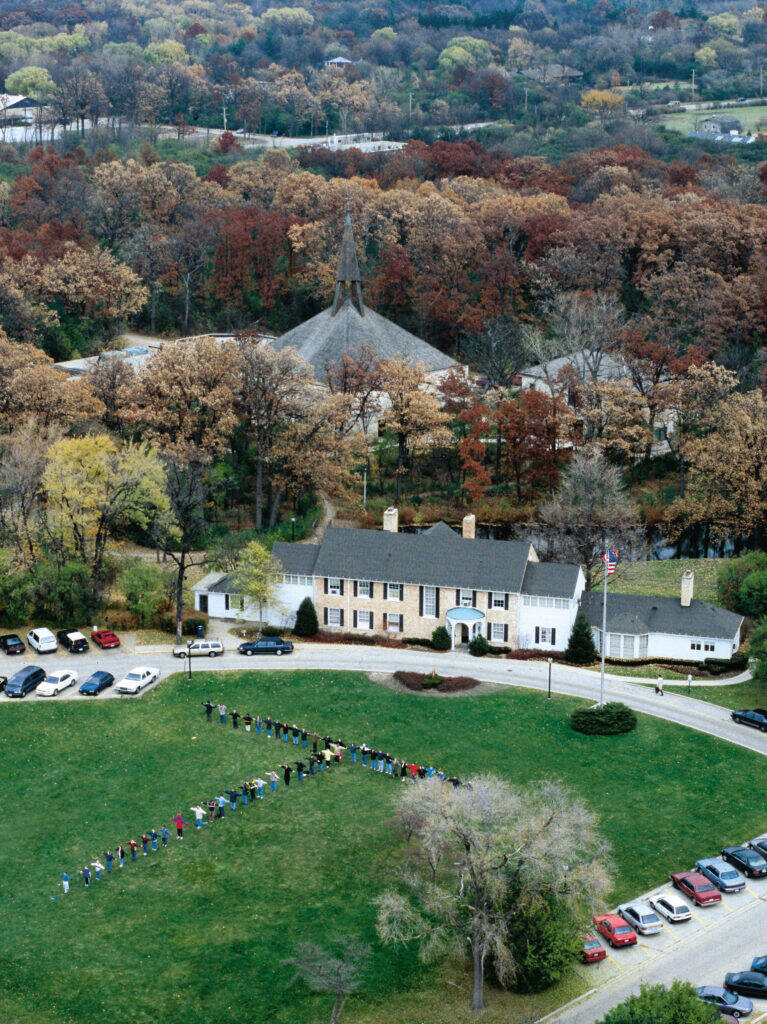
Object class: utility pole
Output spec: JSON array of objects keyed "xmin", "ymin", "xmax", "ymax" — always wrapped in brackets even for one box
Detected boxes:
[
  {"xmin": 363, "ymin": 467, "xmax": 367, "ymax": 510},
  {"xmin": 409, "ymin": 91, "xmax": 412, "ymax": 120},
  {"xmin": 524, "ymin": 87, "xmax": 529, "ymax": 113},
  {"xmin": 691, "ymin": 68, "xmax": 695, "ymax": 104},
  {"xmin": 600, "ymin": 540, "xmax": 608, "ymax": 708}
]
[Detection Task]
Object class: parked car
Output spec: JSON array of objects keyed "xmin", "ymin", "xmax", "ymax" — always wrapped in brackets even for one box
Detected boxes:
[
  {"xmin": 116, "ymin": 666, "xmax": 159, "ymax": 694},
  {"xmin": 669, "ymin": 871, "xmax": 722, "ymax": 905},
  {"xmin": 592, "ymin": 914, "xmax": 637, "ymax": 948},
  {"xmin": 37, "ymin": 670, "xmax": 78, "ymax": 696},
  {"xmin": 696, "ymin": 858, "xmax": 746, "ymax": 893},
  {"xmin": 721, "ymin": 846, "xmax": 767, "ymax": 879},
  {"xmin": 56, "ymin": 629, "xmax": 89, "ymax": 653},
  {"xmin": 649, "ymin": 895, "xmax": 692, "ymax": 923},
  {"xmin": 238, "ymin": 637, "xmax": 294, "ymax": 656},
  {"xmin": 5, "ymin": 665, "xmax": 45, "ymax": 697},
  {"xmin": 697, "ymin": 986, "xmax": 752, "ymax": 1018},
  {"xmin": 749, "ymin": 839, "xmax": 767, "ymax": 860},
  {"xmin": 731, "ymin": 709, "xmax": 767, "ymax": 732},
  {"xmin": 173, "ymin": 639, "xmax": 224, "ymax": 658},
  {"xmin": 91, "ymin": 629, "xmax": 121, "ymax": 649},
  {"xmin": 581, "ymin": 935, "xmax": 606, "ymax": 963},
  {"xmin": 616, "ymin": 901, "xmax": 663, "ymax": 936},
  {"xmin": 0, "ymin": 675, "xmax": 7, "ymax": 692},
  {"xmin": 750, "ymin": 956, "xmax": 767, "ymax": 975},
  {"xmin": 725, "ymin": 973, "xmax": 767, "ymax": 999},
  {"xmin": 79, "ymin": 671, "xmax": 114, "ymax": 696},
  {"xmin": 0, "ymin": 633, "xmax": 25, "ymax": 654},
  {"xmin": 26, "ymin": 627, "xmax": 57, "ymax": 653}
]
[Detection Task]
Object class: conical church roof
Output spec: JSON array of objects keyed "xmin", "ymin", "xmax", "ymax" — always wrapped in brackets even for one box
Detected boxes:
[{"xmin": 272, "ymin": 218, "xmax": 457, "ymax": 381}]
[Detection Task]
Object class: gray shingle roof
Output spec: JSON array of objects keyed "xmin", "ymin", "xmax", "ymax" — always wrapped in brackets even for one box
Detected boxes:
[
  {"xmin": 272, "ymin": 542, "xmax": 320, "ymax": 575},
  {"xmin": 270, "ymin": 301, "xmax": 456, "ymax": 381},
  {"xmin": 579, "ymin": 591, "xmax": 743, "ymax": 640},
  {"xmin": 521, "ymin": 562, "xmax": 581, "ymax": 598},
  {"xmin": 312, "ymin": 525, "xmax": 532, "ymax": 592}
]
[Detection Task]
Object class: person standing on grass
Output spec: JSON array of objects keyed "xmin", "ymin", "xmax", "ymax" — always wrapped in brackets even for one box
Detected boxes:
[
  {"xmin": 117, "ymin": 844, "xmax": 125, "ymax": 868},
  {"xmin": 191, "ymin": 805, "xmax": 205, "ymax": 828},
  {"xmin": 291, "ymin": 724, "xmax": 299, "ymax": 745},
  {"xmin": 226, "ymin": 788, "xmax": 239, "ymax": 810},
  {"xmin": 385, "ymin": 753, "xmax": 393, "ymax": 776},
  {"xmin": 392, "ymin": 757, "xmax": 400, "ymax": 778},
  {"xmin": 240, "ymin": 783, "xmax": 249, "ymax": 806},
  {"xmin": 248, "ymin": 780, "xmax": 257, "ymax": 802},
  {"xmin": 60, "ymin": 872, "xmax": 71, "ymax": 894},
  {"xmin": 275, "ymin": 720, "xmax": 282, "ymax": 740},
  {"xmin": 103, "ymin": 850, "xmax": 114, "ymax": 873},
  {"xmin": 231, "ymin": 709, "xmax": 240, "ymax": 729},
  {"xmin": 91, "ymin": 860, "xmax": 104, "ymax": 880},
  {"xmin": 378, "ymin": 752, "xmax": 385, "ymax": 773},
  {"xmin": 81, "ymin": 866, "xmax": 91, "ymax": 888},
  {"xmin": 301, "ymin": 727, "xmax": 307, "ymax": 748},
  {"xmin": 217, "ymin": 794, "xmax": 227, "ymax": 819},
  {"xmin": 150, "ymin": 828, "xmax": 159, "ymax": 851},
  {"xmin": 171, "ymin": 814, "xmax": 188, "ymax": 839},
  {"xmin": 311, "ymin": 731, "xmax": 320, "ymax": 754},
  {"xmin": 161, "ymin": 825, "xmax": 170, "ymax": 847},
  {"xmin": 202, "ymin": 699, "xmax": 214, "ymax": 721},
  {"xmin": 349, "ymin": 742, "xmax": 358, "ymax": 764},
  {"xmin": 281, "ymin": 763, "xmax": 293, "ymax": 787},
  {"xmin": 400, "ymin": 761, "xmax": 408, "ymax": 779},
  {"xmin": 207, "ymin": 798, "xmax": 216, "ymax": 823},
  {"xmin": 308, "ymin": 754, "xmax": 316, "ymax": 776},
  {"xmin": 268, "ymin": 769, "xmax": 278, "ymax": 792},
  {"xmin": 243, "ymin": 712, "xmax": 252, "ymax": 733},
  {"xmin": 322, "ymin": 747, "xmax": 333, "ymax": 768},
  {"xmin": 140, "ymin": 833, "xmax": 150, "ymax": 856},
  {"xmin": 254, "ymin": 778, "xmax": 265, "ymax": 798},
  {"xmin": 294, "ymin": 760, "xmax": 305, "ymax": 781},
  {"xmin": 283, "ymin": 722, "xmax": 290, "ymax": 744},
  {"xmin": 361, "ymin": 744, "xmax": 369, "ymax": 766},
  {"xmin": 218, "ymin": 703, "xmax": 227, "ymax": 724},
  {"xmin": 265, "ymin": 715, "xmax": 272, "ymax": 737},
  {"xmin": 255, "ymin": 715, "xmax": 262, "ymax": 736}
]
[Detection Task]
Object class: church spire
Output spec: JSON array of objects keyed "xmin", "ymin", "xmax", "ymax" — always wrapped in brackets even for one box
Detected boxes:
[{"xmin": 332, "ymin": 206, "xmax": 364, "ymax": 316}]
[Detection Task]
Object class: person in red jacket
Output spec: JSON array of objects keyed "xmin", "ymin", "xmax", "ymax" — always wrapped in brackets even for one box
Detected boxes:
[
  {"xmin": 170, "ymin": 815, "xmax": 188, "ymax": 839},
  {"xmin": 128, "ymin": 838, "xmax": 138, "ymax": 861}
]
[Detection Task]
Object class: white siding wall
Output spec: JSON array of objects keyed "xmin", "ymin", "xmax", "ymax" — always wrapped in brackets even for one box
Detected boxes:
[
  {"xmin": 592, "ymin": 627, "xmax": 740, "ymax": 662},
  {"xmin": 518, "ymin": 599, "xmax": 579, "ymax": 652},
  {"xmin": 194, "ymin": 580, "xmax": 313, "ymax": 627}
]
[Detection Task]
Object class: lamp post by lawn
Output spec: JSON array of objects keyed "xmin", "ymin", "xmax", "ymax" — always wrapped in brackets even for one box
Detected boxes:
[
  {"xmin": 291, "ymin": 516, "xmax": 295, "ymax": 540},
  {"xmin": 547, "ymin": 657, "xmax": 553, "ymax": 700},
  {"xmin": 186, "ymin": 641, "xmax": 192, "ymax": 681}
]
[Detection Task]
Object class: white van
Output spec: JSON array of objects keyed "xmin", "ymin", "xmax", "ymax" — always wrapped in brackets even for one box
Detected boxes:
[{"xmin": 27, "ymin": 627, "xmax": 58, "ymax": 653}]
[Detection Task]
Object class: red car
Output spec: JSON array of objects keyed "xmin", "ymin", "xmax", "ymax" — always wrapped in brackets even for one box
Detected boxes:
[
  {"xmin": 592, "ymin": 914, "xmax": 637, "ymax": 948},
  {"xmin": 669, "ymin": 870, "xmax": 722, "ymax": 906},
  {"xmin": 582, "ymin": 935, "xmax": 607, "ymax": 963},
  {"xmin": 91, "ymin": 629, "xmax": 121, "ymax": 649}
]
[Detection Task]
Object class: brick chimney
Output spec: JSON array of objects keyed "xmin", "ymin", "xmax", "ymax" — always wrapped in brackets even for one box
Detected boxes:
[
  {"xmin": 462, "ymin": 513, "xmax": 476, "ymax": 540},
  {"xmin": 383, "ymin": 507, "xmax": 399, "ymax": 533},
  {"xmin": 681, "ymin": 570, "xmax": 694, "ymax": 607}
]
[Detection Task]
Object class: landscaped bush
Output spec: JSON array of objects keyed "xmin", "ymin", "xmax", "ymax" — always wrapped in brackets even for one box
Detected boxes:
[
  {"xmin": 565, "ymin": 611, "xmax": 598, "ymax": 664},
  {"xmin": 394, "ymin": 670, "xmax": 481, "ymax": 693},
  {"xmin": 570, "ymin": 702, "xmax": 637, "ymax": 736},
  {"xmin": 261, "ymin": 625, "xmax": 283, "ymax": 637},
  {"xmin": 469, "ymin": 634, "xmax": 490, "ymax": 657},
  {"xmin": 704, "ymin": 651, "xmax": 748, "ymax": 675},
  {"xmin": 103, "ymin": 608, "xmax": 138, "ymax": 631},
  {"xmin": 294, "ymin": 596, "xmax": 319, "ymax": 637},
  {"xmin": 420, "ymin": 671, "xmax": 443, "ymax": 689},
  {"xmin": 431, "ymin": 625, "xmax": 451, "ymax": 650}
]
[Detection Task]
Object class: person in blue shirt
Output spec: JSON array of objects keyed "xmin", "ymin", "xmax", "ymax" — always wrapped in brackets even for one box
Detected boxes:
[
  {"xmin": 103, "ymin": 850, "xmax": 114, "ymax": 873},
  {"xmin": 160, "ymin": 826, "xmax": 170, "ymax": 847},
  {"xmin": 225, "ymin": 788, "xmax": 239, "ymax": 810},
  {"xmin": 349, "ymin": 742, "xmax": 358, "ymax": 764},
  {"xmin": 80, "ymin": 866, "xmax": 91, "ymax": 887},
  {"xmin": 217, "ymin": 794, "xmax": 227, "ymax": 818},
  {"xmin": 60, "ymin": 872, "xmax": 71, "ymax": 894},
  {"xmin": 150, "ymin": 829, "xmax": 159, "ymax": 851}
]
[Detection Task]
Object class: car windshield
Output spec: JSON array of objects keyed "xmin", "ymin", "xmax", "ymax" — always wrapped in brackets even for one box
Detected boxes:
[
  {"xmin": 614, "ymin": 926, "xmax": 632, "ymax": 935},
  {"xmin": 125, "ymin": 673, "xmax": 141, "ymax": 680},
  {"xmin": 722, "ymin": 990, "xmax": 738, "ymax": 1004},
  {"xmin": 7, "ymin": 635, "xmax": 20, "ymax": 643},
  {"xmin": 44, "ymin": 675, "xmax": 60, "ymax": 684},
  {"xmin": 641, "ymin": 914, "xmax": 660, "ymax": 924},
  {"xmin": 697, "ymin": 883, "xmax": 716, "ymax": 892},
  {"xmin": 721, "ymin": 870, "xmax": 740, "ymax": 880},
  {"xmin": 584, "ymin": 941, "xmax": 599, "ymax": 949}
]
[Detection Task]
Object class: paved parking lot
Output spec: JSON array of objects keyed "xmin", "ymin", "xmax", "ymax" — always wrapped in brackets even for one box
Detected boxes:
[{"xmin": 548, "ymin": 834, "xmax": 767, "ymax": 1023}]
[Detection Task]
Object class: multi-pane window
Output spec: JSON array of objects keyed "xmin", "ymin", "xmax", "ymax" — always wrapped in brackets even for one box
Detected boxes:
[
  {"xmin": 609, "ymin": 632, "xmax": 621, "ymax": 658},
  {"xmin": 327, "ymin": 577, "xmax": 342, "ymax": 596},
  {"xmin": 283, "ymin": 574, "xmax": 312, "ymax": 586},
  {"xmin": 386, "ymin": 583, "xmax": 403, "ymax": 601},
  {"xmin": 539, "ymin": 626, "xmax": 554, "ymax": 644},
  {"xmin": 704, "ymin": 642, "xmax": 715, "ymax": 652},
  {"xmin": 327, "ymin": 608, "xmax": 342, "ymax": 626},
  {"xmin": 459, "ymin": 589, "xmax": 474, "ymax": 607},
  {"xmin": 357, "ymin": 580, "xmax": 372, "ymax": 598},
  {"xmin": 638, "ymin": 634, "xmax": 649, "ymax": 658},
  {"xmin": 423, "ymin": 586, "xmax": 437, "ymax": 617},
  {"xmin": 522, "ymin": 595, "xmax": 570, "ymax": 609},
  {"xmin": 491, "ymin": 592, "xmax": 506, "ymax": 608},
  {"xmin": 690, "ymin": 641, "xmax": 701, "ymax": 651},
  {"xmin": 385, "ymin": 613, "xmax": 402, "ymax": 632},
  {"xmin": 490, "ymin": 622, "xmax": 505, "ymax": 642},
  {"xmin": 357, "ymin": 610, "xmax": 373, "ymax": 630},
  {"xmin": 621, "ymin": 634, "xmax": 636, "ymax": 659}
]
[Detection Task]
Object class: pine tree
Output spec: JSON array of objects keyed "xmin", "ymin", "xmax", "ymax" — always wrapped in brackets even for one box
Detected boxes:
[
  {"xmin": 565, "ymin": 611, "xmax": 598, "ymax": 664},
  {"xmin": 294, "ymin": 596, "xmax": 319, "ymax": 637}
]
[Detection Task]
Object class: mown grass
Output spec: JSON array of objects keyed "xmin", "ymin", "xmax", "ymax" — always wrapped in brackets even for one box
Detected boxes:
[
  {"xmin": 606, "ymin": 557, "xmax": 722, "ymax": 604},
  {"xmin": 666, "ymin": 678, "xmax": 767, "ymax": 710},
  {"xmin": 2, "ymin": 669, "xmax": 767, "ymax": 1024}
]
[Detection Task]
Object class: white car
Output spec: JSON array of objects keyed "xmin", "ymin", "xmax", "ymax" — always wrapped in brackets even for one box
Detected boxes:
[
  {"xmin": 27, "ymin": 627, "xmax": 57, "ymax": 653},
  {"xmin": 116, "ymin": 666, "xmax": 159, "ymax": 694},
  {"xmin": 649, "ymin": 894, "xmax": 691, "ymax": 923},
  {"xmin": 36, "ymin": 670, "xmax": 78, "ymax": 696},
  {"xmin": 173, "ymin": 639, "xmax": 224, "ymax": 658},
  {"xmin": 617, "ymin": 901, "xmax": 663, "ymax": 935}
]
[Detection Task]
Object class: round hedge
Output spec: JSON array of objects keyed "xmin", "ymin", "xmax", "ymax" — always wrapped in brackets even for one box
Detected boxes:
[{"xmin": 570, "ymin": 702, "xmax": 637, "ymax": 736}]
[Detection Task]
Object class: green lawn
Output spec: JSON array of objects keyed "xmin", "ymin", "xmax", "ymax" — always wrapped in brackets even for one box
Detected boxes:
[
  {"xmin": 3, "ymin": 669, "xmax": 767, "ymax": 1024},
  {"xmin": 660, "ymin": 104, "xmax": 767, "ymax": 133},
  {"xmin": 667, "ymin": 678, "xmax": 767, "ymax": 710},
  {"xmin": 608, "ymin": 557, "xmax": 722, "ymax": 604}
]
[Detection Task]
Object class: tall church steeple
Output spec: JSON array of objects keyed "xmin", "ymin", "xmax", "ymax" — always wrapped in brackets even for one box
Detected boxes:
[{"xmin": 332, "ymin": 208, "xmax": 364, "ymax": 316}]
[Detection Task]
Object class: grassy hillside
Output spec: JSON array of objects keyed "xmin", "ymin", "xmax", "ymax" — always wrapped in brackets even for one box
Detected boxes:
[{"xmin": 609, "ymin": 557, "xmax": 722, "ymax": 604}]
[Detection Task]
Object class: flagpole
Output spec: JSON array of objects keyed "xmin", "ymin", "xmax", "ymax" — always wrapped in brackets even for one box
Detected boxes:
[{"xmin": 600, "ymin": 538, "xmax": 608, "ymax": 708}]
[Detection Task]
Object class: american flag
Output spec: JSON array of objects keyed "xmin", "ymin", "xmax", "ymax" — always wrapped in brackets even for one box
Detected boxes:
[{"xmin": 603, "ymin": 549, "xmax": 618, "ymax": 575}]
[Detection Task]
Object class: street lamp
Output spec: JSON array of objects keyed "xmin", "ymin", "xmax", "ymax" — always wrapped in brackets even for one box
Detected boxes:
[
  {"xmin": 186, "ymin": 640, "xmax": 192, "ymax": 681},
  {"xmin": 547, "ymin": 657, "xmax": 553, "ymax": 700},
  {"xmin": 291, "ymin": 516, "xmax": 295, "ymax": 541}
]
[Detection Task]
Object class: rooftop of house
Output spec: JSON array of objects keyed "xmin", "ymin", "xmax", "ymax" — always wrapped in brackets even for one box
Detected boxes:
[
  {"xmin": 519, "ymin": 350, "xmax": 629, "ymax": 384},
  {"xmin": 269, "ymin": 217, "xmax": 458, "ymax": 381},
  {"xmin": 579, "ymin": 591, "xmax": 743, "ymax": 640},
  {"xmin": 520, "ymin": 561, "xmax": 582, "ymax": 599}
]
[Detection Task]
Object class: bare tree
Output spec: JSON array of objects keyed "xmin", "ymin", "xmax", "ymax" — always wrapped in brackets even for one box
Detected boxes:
[
  {"xmin": 86, "ymin": 358, "xmax": 136, "ymax": 433},
  {"xmin": 463, "ymin": 318, "xmax": 532, "ymax": 390},
  {"xmin": 285, "ymin": 936, "xmax": 370, "ymax": 1024},
  {"xmin": 532, "ymin": 449, "xmax": 646, "ymax": 589},
  {"xmin": 324, "ymin": 343, "xmax": 383, "ymax": 435},
  {"xmin": 376, "ymin": 776, "xmax": 611, "ymax": 1013}
]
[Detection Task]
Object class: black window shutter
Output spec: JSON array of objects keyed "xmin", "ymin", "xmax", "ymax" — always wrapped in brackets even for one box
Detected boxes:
[
  {"xmin": 435, "ymin": 589, "xmax": 440, "ymax": 617},
  {"xmin": 535, "ymin": 626, "xmax": 540, "ymax": 644},
  {"xmin": 504, "ymin": 593, "xmax": 509, "ymax": 611},
  {"xmin": 369, "ymin": 582, "xmax": 374, "ymax": 599},
  {"xmin": 353, "ymin": 580, "xmax": 357, "ymax": 597},
  {"xmin": 324, "ymin": 578, "xmax": 328, "ymax": 595},
  {"xmin": 339, "ymin": 609, "xmax": 344, "ymax": 627},
  {"xmin": 383, "ymin": 613, "xmax": 387, "ymax": 630},
  {"xmin": 472, "ymin": 591, "xmax": 476, "ymax": 607},
  {"xmin": 456, "ymin": 588, "xmax": 460, "ymax": 604},
  {"xmin": 488, "ymin": 591, "xmax": 493, "ymax": 606},
  {"xmin": 353, "ymin": 610, "xmax": 357, "ymax": 628},
  {"xmin": 339, "ymin": 579, "xmax": 344, "ymax": 596},
  {"xmin": 551, "ymin": 628, "xmax": 556, "ymax": 646},
  {"xmin": 504, "ymin": 624, "xmax": 508, "ymax": 643},
  {"xmin": 486, "ymin": 623, "xmax": 491, "ymax": 639},
  {"xmin": 419, "ymin": 586, "xmax": 423, "ymax": 616},
  {"xmin": 324, "ymin": 607, "xmax": 328, "ymax": 625}
]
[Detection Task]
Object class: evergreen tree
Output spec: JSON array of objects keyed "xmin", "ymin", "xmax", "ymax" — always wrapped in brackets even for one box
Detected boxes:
[
  {"xmin": 294, "ymin": 596, "xmax": 319, "ymax": 637},
  {"xmin": 565, "ymin": 611, "xmax": 598, "ymax": 664}
]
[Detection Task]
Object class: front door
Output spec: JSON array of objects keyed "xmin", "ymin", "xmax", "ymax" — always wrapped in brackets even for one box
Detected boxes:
[
  {"xmin": 460, "ymin": 624, "xmax": 469, "ymax": 644},
  {"xmin": 199, "ymin": 594, "xmax": 208, "ymax": 614}
]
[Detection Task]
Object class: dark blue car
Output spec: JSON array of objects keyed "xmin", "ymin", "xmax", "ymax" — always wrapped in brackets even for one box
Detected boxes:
[
  {"xmin": 5, "ymin": 665, "xmax": 45, "ymax": 697},
  {"xmin": 79, "ymin": 671, "xmax": 114, "ymax": 696}
]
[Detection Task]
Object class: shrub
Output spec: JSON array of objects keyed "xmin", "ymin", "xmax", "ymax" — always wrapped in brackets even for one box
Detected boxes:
[
  {"xmin": 565, "ymin": 611, "xmax": 598, "ymax": 664},
  {"xmin": 294, "ymin": 596, "xmax": 319, "ymax": 637},
  {"xmin": 503, "ymin": 896, "xmax": 580, "ymax": 993},
  {"xmin": 570, "ymin": 702, "xmax": 637, "ymax": 735},
  {"xmin": 261, "ymin": 625, "xmax": 282, "ymax": 637},
  {"xmin": 121, "ymin": 560, "xmax": 165, "ymax": 628},
  {"xmin": 739, "ymin": 570, "xmax": 767, "ymax": 619},
  {"xmin": 31, "ymin": 559, "xmax": 99, "ymax": 623},
  {"xmin": 157, "ymin": 610, "xmax": 209, "ymax": 635},
  {"xmin": 469, "ymin": 634, "xmax": 490, "ymax": 657},
  {"xmin": 431, "ymin": 625, "xmax": 451, "ymax": 650},
  {"xmin": 421, "ymin": 671, "xmax": 443, "ymax": 689},
  {"xmin": 598, "ymin": 980, "xmax": 721, "ymax": 1024},
  {"xmin": 393, "ymin": 670, "xmax": 481, "ymax": 693},
  {"xmin": 704, "ymin": 651, "xmax": 748, "ymax": 675},
  {"xmin": 749, "ymin": 619, "xmax": 767, "ymax": 685},
  {"xmin": 717, "ymin": 552, "xmax": 767, "ymax": 612},
  {"xmin": 0, "ymin": 553, "xmax": 33, "ymax": 627},
  {"xmin": 103, "ymin": 609, "xmax": 138, "ymax": 631}
]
